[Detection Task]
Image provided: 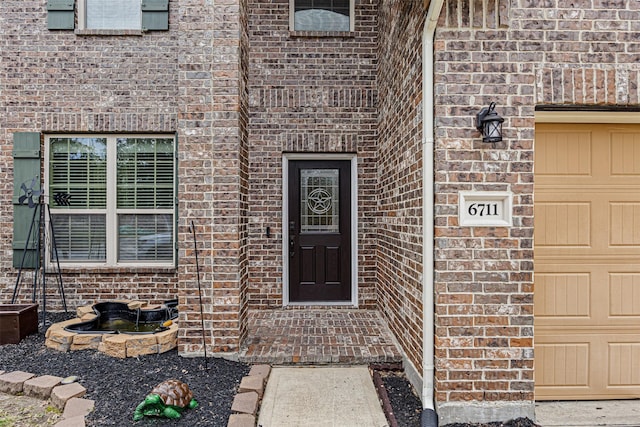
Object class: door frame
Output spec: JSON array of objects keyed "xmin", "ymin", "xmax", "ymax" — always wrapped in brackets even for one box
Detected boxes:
[{"xmin": 282, "ymin": 153, "xmax": 358, "ymax": 307}]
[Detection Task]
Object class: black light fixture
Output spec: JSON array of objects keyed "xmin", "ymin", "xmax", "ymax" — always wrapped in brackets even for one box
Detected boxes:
[{"xmin": 475, "ymin": 102, "xmax": 504, "ymax": 143}]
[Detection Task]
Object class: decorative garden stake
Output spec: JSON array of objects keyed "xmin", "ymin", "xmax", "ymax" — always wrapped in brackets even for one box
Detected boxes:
[
  {"xmin": 133, "ymin": 379, "xmax": 198, "ymax": 421},
  {"xmin": 190, "ymin": 220, "xmax": 209, "ymax": 370}
]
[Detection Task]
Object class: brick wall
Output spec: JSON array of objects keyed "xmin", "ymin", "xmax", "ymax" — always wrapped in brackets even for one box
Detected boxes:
[
  {"xmin": 239, "ymin": 0, "xmax": 251, "ymax": 356},
  {"xmin": 0, "ymin": 0, "xmax": 248, "ymax": 355},
  {"xmin": 433, "ymin": 0, "xmax": 536, "ymax": 415},
  {"xmin": 4, "ymin": 0, "xmax": 640, "ymax": 422},
  {"xmin": 431, "ymin": 0, "xmax": 640, "ymax": 422},
  {"xmin": 0, "ymin": 0, "xmax": 181, "ymax": 310},
  {"xmin": 246, "ymin": 0, "xmax": 378, "ymax": 308},
  {"xmin": 376, "ymin": 0, "xmax": 427, "ymax": 388},
  {"xmin": 176, "ymin": 0, "xmax": 249, "ymax": 354}
]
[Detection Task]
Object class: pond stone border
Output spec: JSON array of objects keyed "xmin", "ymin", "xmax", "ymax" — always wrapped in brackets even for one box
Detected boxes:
[{"xmin": 44, "ymin": 301, "xmax": 178, "ymax": 358}]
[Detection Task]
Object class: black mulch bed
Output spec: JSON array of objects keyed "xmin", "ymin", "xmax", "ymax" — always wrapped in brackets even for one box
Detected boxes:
[
  {"xmin": 378, "ymin": 369, "xmax": 423, "ymax": 426},
  {"xmin": 1, "ymin": 312, "xmax": 540, "ymax": 427},
  {"xmin": 0, "ymin": 312, "xmax": 248, "ymax": 426},
  {"xmin": 376, "ymin": 370, "xmax": 540, "ymax": 427}
]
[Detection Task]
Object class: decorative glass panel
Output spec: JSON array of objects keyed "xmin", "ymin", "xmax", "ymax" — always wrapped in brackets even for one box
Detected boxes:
[
  {"xmin": 51, "ymin": 214, "xmax": 106, "ymax": 261},
  {"xmin": 294, "ymin": 0, "xmax": 350, "ymax": 31},
  {"xmin": 118, "ymin": 214, "xmax": 173, "ymax": 261},
  {"xmin": 86, "ymin": 0, "xmax": 141, "ymax": 30},
  {"xmin": 117, "ymin": 138, "xmax": 174, "ymax": 209},
  {"xmin": 301, "ymin": 169, "xmax": 339, "ymax": 232},
  {"xmin": 49, "ymin": 138, "xmax": 107, "ymax": 209}
]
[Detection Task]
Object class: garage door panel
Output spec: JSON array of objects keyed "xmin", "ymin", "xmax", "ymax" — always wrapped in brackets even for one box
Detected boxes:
[
  {"xmin": 608, "ymin": 342, "xmax": 640, "ymax": 387},
  {"xmin": 609, "ymin": 273, "xmax": 640, "ymax": 318},
  {"xmin": 536, "ymin": 341, "xmax": 591, "ymax": 387},
  {"xmin": 536, "ymin": 129, "xmax": 592, "ymax": 177},
  {"xmin": 535, "ymin": 264, "xmax": 607, "ymax": 327},
  {"xmin": 610, "ymin": 132, "xmax": 640, "ymax": 176},
  {"xmin": 538, "ymin": 125, "xmax": 640, "ymax": 185},
  {"xmin": 536, "ymin": 333, "xmax": 640, "ymax": 399},
  {"xmin": 535, "ymin": 202, "xmax": 591, "ymax": 247},
  {"xmin": 536, "ymin": 265, "xmax": 640, "ymax": 327},
  {"xmin": 609, "ymin": 202, "xmax": 640, "ymax": 246},
  {"xmin": 535, "ymin": 272, "xmax": 591, "ymax": 318},
  {"xmin": 535, "ymin": 123, "xmax": 640, "ymax": 400}
]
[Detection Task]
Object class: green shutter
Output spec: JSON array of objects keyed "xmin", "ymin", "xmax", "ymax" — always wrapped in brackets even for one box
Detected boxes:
[
  {"xmin": 142, "ymin": 0, "xmax": 169, "ymax": 31},
  {"xmin": 47, "ymin": 0, "xmax": 75, "ymax": 30},
  {"xmin": 174, "ymin": 132, "xmax": 178, "ymax": 267},
  {"xmin": 12, "ymin": 133, "xmax": 41, "ymax": 268}
]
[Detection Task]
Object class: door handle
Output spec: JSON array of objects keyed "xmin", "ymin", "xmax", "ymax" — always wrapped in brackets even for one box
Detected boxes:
[{"xmin": 289, "ymin": 221, "xmax": 295, "ymax": 257}]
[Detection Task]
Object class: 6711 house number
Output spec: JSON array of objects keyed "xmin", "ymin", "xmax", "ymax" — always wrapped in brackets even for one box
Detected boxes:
[
  {"xmin": 459, "ymin": 191, "xmax": 512, "ymax": 227},
  {"xmin": 467, "ymin": 202, "xmax": 499, "ymax": 217}
]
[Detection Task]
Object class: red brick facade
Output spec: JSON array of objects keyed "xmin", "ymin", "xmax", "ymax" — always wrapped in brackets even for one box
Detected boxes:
[
  {"xmin": 429, "ymin": 0, "xmax": 640, "ymax": 421},
  {"xmin": 246, "ymin": 0, "xmax": 379, "ymax": 309},
  {"xmin": 433, "ymin": 0, "xmax": 536, "ymax": 413},
  {"xmin": 377, "ymin": 0, "xmax": 427, "ymax": 391},
  {"xmin": 2, "ymin": 0, "xmax": 640, "ymax": 424},
  {"xmin": 176, "ymin": 0, "xmax": 251, "ymax": 354},
  {"xmin": 1, "ymin": 1, "xmax": 181, "ymax": 308}
]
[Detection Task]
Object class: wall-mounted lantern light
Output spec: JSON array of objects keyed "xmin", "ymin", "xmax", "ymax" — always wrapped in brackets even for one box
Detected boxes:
[{"xmin": 475, "ymin": 102, "xmax": 504, "ymax": 143}]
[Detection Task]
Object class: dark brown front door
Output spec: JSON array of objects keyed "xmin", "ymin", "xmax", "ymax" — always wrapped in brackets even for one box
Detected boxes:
[{"xmin": 288, "ymin": 160, "xmax": 351, "ymax": 302}]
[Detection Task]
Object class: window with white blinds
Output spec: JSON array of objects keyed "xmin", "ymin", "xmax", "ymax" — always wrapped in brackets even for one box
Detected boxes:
[{"xmin": 47, "ymin": 135, "xmax": 176, "ymax": 266}]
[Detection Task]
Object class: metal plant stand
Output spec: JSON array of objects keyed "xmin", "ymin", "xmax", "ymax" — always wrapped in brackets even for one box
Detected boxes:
[{"xmin": 11, "ymin": 177, "xmax": 68, "ymax": 323}]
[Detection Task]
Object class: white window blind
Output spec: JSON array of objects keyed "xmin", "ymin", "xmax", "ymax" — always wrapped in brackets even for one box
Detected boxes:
[
  {"xmin": 50, "ymin": 137, "xmax": 107, "ymax": 209},
  {"xmin": 116, "ymin": 138, "xmax": 174, "ymax": 262},
  {"xmin": 117, "ymin": 138, "xmax": 174, "ymax": 209},
  {"xmin": 49, "ymin": 138, "xmax": 107, "ymax": 262},
  {"xmin": 51, "ymin": 214, "xmax": 106, "ymax": 261}
]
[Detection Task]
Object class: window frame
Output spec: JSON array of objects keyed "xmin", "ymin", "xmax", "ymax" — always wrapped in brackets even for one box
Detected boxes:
[
  {"xmin": 44, "ymin": 134, "xmax": 177, "ymax": 268},
  {"xmin": 289, "ymin": 0, "xmax": 355, "ymax": 33},
  {"xmin": 47, "ymin": 0, "xmax": 170, "ymax": 32},
  {"xmin": 78, "ymin": 0, "xmax": 142, "ymax": 31}
]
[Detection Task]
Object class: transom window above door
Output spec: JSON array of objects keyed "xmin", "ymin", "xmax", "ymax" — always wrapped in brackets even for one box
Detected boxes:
[
  {"xmin": 291, "ymin": 0, "xmax": 353, "ymax": 32},
  {"xmin": 45, "ymin": 135, "xmax": 176, "ymax": 267}
]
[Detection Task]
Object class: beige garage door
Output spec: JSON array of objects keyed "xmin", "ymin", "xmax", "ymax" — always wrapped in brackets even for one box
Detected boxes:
[{"xmin": 535, "ymin": 123, "xmax": 640, "ymax": 400}]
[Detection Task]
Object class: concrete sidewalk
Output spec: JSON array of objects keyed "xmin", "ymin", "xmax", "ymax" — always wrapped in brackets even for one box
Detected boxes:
[
  {"xmin": 257, "ymin": 366, "xmax": 389, "ymax": 427},
  {"xmin": 536, "ymin": 400, "xmax": 640, "ymax": 427},
  {"xmin": 256, "ymin": 366, "xmax": 640, "ymax": 427}
]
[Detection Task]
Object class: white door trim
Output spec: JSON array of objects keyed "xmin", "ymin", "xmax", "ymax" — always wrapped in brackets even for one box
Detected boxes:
[{"xmin": 282, "ymin": 153, "xmax": 358, "ymax": 307}]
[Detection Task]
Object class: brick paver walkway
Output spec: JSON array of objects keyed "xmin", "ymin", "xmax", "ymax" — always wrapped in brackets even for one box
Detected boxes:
[{"xmin": 239, "ymin": 309, "xmax": 402, "ymax": 364}]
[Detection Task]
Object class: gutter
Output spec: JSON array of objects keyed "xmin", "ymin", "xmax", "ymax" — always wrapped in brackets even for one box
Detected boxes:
[{"xmin": 421, "ymin": 0, "xmax": 444, "ymax": 426}]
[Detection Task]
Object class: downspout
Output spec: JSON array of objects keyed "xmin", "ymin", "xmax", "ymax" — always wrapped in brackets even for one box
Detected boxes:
[{"xmin": 422, "ymin": 0, "xmax": 444, "ymax": 426}]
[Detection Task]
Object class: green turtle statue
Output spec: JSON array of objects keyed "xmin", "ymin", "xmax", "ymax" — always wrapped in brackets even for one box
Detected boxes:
[{"xmin": 133, "ymin": 379, "xmax": 198, "ymax": 421}]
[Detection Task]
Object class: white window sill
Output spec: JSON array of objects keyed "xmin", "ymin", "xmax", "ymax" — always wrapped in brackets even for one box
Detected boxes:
[
  {"xmin": 74, "ymin": 29, "xmax": 144, "ymax": 36},
  {"xmin": 56, "ymin": 265, "xmax": 176, "ymax": 275},
  {"xmin": 289, "ymin": 30, "xmax": 354, "ymax": 38}
]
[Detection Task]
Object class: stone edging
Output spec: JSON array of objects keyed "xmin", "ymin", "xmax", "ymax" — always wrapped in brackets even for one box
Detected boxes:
[
  {"xmin": 0, "ymin": 365, "xmax": 271, "ymax": 427},
  {"xmin": 228, "ymin": 364, "xmax": 271, "ymax": 427},
  {"xmin": 44, "ymin": 301, "xmax": 178, "ymax": 358},
  {"xmin": 0, "ymin": 370, "xmax": 94, "ymax": 427}
]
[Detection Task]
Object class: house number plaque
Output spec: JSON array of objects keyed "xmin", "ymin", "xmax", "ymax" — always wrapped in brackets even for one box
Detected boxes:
[{"xmin": 458, "ymin": 191, "xmax": 512, "ymax": 227}]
